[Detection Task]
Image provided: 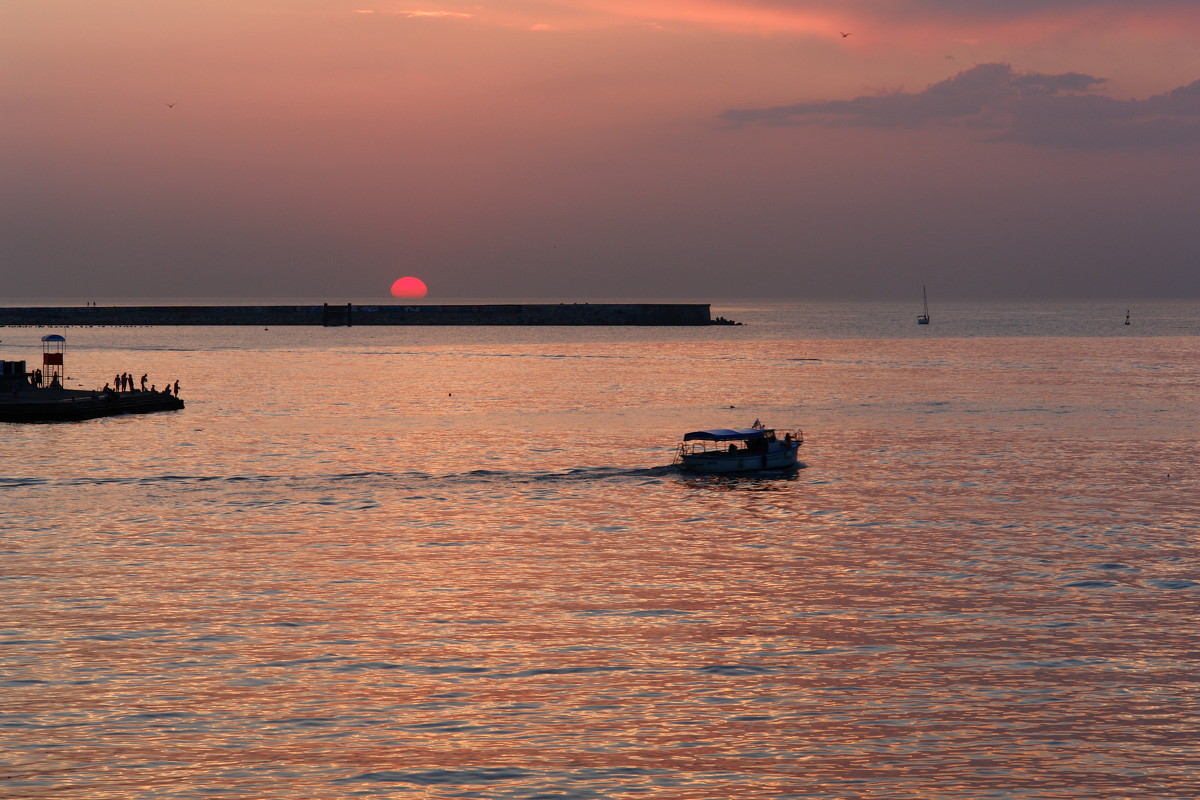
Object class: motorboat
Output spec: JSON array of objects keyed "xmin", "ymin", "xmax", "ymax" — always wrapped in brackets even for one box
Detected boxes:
[{"xmin": 675, "ymin": 422, "xmax": 803, "ymax": 473}]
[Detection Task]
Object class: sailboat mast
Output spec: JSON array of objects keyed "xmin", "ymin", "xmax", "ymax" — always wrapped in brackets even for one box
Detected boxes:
[{"xmin": 917, "ymin": 285, "xmax": 930, "ymax": 324}]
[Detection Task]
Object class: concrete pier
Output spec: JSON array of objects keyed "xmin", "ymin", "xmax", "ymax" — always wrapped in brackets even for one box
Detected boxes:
[
  {"xmin": 0, "ymin": 388, "xmax": 184, "ymax": 423},
  {"xmin": 0, "ymin": 303, "xmax": 713, "ymax": 327}
]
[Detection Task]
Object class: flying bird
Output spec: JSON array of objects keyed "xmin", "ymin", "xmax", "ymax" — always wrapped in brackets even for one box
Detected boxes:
[
  {"xmin": 840, "ymin": 31, "xmax": 851, "ymax": 38},
  {"xmin": 166, "ymin": 103, "xmax": 176, "ymax": 108}
]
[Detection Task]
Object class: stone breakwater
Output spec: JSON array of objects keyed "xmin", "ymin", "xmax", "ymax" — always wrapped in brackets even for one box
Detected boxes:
[{"xmin": 0, "ymin": 303, "xmax": 713, "ymax": 326}]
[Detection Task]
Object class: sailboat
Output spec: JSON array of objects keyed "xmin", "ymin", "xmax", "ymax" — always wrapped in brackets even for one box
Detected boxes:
[{"xmin": 917, "ymin": 285, "xmax": 930, "ymax": 325}]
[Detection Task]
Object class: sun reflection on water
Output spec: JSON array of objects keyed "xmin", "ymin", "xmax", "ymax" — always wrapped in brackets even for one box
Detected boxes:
[{"xmin": 2, "ymin": 329, "xmax": 1197, "ymax": 797}]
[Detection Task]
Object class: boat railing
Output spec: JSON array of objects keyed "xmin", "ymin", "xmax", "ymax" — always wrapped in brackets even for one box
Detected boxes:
[
  {"xmin": 776, "ymin": 427, "xmax": 804, "ymax": 445},
  {"xmin": 677, "ymin": 428, "xmax": 804, "ymax": 458}
]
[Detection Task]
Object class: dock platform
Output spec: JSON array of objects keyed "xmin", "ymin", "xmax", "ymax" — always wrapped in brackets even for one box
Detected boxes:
[{"xmin": 0, "ymin": 388, "xmax": 184, "ymax": 423}]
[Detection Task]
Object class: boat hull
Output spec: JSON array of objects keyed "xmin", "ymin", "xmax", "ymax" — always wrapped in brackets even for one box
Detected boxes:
[{"xmin": 679, "ymin": 442, "xmax": 800, "ymax": 474}]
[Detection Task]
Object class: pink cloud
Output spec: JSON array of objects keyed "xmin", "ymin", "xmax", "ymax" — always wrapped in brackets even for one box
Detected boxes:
[
  {"xmin": 417, "ymin": 1, "xmax": 1200, "ymax": 37},
  {"xmin": 342, "ymin": 0, "xmax": 1200, "ymax": 57}
]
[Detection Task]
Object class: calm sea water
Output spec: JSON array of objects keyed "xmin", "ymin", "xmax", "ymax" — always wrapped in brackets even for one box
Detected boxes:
[{"xmin": 2, "ymin": 300, "xmax": 1197, "ymax": 799}]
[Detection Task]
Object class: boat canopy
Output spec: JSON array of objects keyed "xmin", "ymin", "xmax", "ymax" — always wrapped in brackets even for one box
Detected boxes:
[{"xmin": 683, "ymin": 428, "xmax": 767, "ymax": 442}]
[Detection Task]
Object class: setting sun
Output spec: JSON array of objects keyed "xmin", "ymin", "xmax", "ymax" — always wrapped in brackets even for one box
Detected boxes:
[{"xmin": 390, "ymin": 276, "xmax": 428, "ymax": 298}]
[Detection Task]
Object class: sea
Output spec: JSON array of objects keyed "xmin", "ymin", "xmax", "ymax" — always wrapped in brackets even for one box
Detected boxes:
[{"xmin": 2, "ymin": 299, "xmax": 1197, "ymax": 800}]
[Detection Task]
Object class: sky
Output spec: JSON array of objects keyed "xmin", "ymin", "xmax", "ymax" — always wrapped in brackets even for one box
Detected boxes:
[{"xmin": 4, "ymin": 1, "xmax": 1200, "ymax": 300}]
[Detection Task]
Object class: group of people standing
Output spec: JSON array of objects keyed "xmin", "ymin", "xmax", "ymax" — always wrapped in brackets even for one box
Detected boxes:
[
  {"xmin": 7, "ymin": 369, "xmax": 46, "ymax": 396},
  {"xmin": 105, "ymin": 372, "xmax": 180, "ymax": 397}
]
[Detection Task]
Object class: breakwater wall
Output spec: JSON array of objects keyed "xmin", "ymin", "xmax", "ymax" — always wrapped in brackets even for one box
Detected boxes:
[{"xmin": 0, "ymin": 303, "xmax": 712, "ymax": 327}]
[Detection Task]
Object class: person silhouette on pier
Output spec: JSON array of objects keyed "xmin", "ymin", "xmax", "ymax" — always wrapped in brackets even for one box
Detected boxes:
[{"xmin": 140, "ymin": 374, "xmax": 147, "ymax": 391}]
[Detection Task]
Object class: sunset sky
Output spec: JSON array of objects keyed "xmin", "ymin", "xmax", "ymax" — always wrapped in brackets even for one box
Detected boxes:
[{"xmin": 5, "ymin": 1, "xmax": 1200, "ymax": 299}]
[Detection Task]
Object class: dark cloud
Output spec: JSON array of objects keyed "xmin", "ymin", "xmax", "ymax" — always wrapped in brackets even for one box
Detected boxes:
[{"xmin": 721, "ymin": 64, "xmax": 1200, "ymax": 147}]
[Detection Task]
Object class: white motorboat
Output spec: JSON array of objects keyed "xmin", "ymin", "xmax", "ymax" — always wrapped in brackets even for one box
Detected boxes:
[{"xmin": 675, "ymin": 422, "xmax": 803, "ymax": 473}]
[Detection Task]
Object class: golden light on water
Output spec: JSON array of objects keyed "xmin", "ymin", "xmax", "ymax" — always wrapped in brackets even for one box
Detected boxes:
[{"xmin": 3, "ymin": 308, "xmax": 1198, "ymax": 797}]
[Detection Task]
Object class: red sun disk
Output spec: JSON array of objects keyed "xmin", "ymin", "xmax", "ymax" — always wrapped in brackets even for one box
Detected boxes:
[{"xmin": 390, "ymin": 277, "xmax": 428, "ymax": 298}]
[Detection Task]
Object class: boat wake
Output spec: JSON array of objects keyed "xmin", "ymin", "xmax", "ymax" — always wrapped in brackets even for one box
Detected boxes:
[
  {"xmin": 0, "ymin": 465, "xmax": 686, "ymax": 493},
  {"xmin": 0, "ymin": 460, "xmax": 816, "ymax": 496}
]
